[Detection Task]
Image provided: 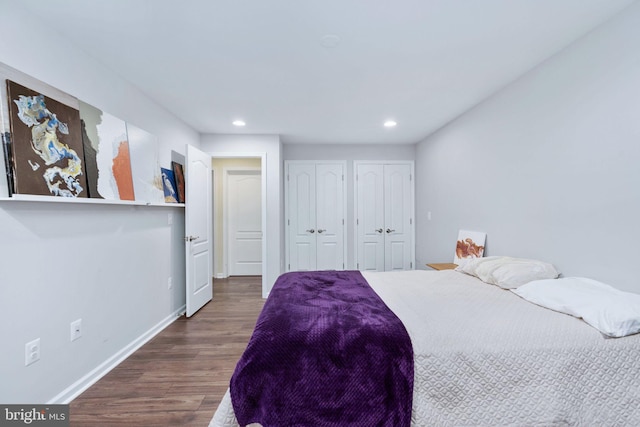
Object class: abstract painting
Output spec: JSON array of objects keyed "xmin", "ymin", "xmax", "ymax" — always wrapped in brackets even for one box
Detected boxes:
[
  {"xmin": 454, "ymin": 230, "xmax": 486, "ymax": 265},
  {"xmin": 7, "ymin": 80, "xmax": 88, "ymax": 197},
  {"xmin": 161, "ymin": 167, "xmax": 178, "ymax": 203},
  {"xmin": 79, "ymin": 101, "xmax": 134, "ymax": 200},
  {"xmin": 1, "ymin": 131, "xmax": 14, "ymax": 196},
  {"xmin": 112, "ymin": 140, "xmax": 135, "ymax": 200},
  {"xmin": 78, "ymin": 103, "xmax": 100, "ymax": 198},
  {"xmin": 127, "ymin": 123, "xmax": 163, "ymax": 204},
  {"xmin": 1, "ymin": 78, "xmax": 14, "ymax": 196},
  {"xmin": 171, "ymin": 161, "xmax": 185, "ymax": 203}
]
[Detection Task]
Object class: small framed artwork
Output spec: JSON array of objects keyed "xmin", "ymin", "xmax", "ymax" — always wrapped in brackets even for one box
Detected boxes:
[
  {"xmin": 161, "ymin": 167, "xmax": 178, "ymax": 203},
  {"xmin": 454, "ymin": 230, "xmax": 486, "ymax": 265},
  {"xmin": 171, "ymin": 161, "xmax": 185, "ymax": 203}
]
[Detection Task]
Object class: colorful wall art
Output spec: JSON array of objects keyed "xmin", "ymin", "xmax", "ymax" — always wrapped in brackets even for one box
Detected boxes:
[
  {"xmin": 79, "ymin": 101, "xmax": 134, "ymax": 200},
  {"xmin": 2, "ymin": 131, "xmax": 14, "ymax": 196},
  {"xmin": 0, "ymin": 73, "xmax": 14, "ymax": 197},
  {"xmin": 2, "ymin": 65, "xmax": 170, "ymax": 205},
  {"xmin": 127, "ymin": 123, "xmax": 163, "ymax": 204},
  {"xmin": 7, "ymin": 80, "xmax": 88, "ymax": 197},
  {"xmin": 172, "ymin": 161, "xmax": 185, "ymax": 203},
  {"xmin": 79, "ymin": 101, "xmax": 103, "ymax": 199},
  {"xmin": 454, "ymin": 229, "xmax": 486, "ymax": 265},
  {"xmin": 161, "ymin": 167, "xmax": 178, "ymax": 203}
]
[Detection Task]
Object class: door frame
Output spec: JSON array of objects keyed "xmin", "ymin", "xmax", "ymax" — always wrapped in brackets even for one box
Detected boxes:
[
  {"xmin": 223, "ymin": 166, "xmax": 262, "ymax": 277},
  {"xmin": 284, "ymin": 160, "xmax": 347, "ymax": 272},
  {"xmin": 353, "ymin": 160, "xmax": 416, "ymax": 271},
  {"xmin": 210, "ymin": 152, "xmax": 267, "ymax": 292}
]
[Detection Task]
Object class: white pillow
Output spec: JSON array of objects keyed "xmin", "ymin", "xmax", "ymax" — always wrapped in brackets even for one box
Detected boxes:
[
  {"xmin": 456, "ymin": 256, "xmax": 559, "ymax": 289},
  {"xmin": 513, "ymin": 277, "xmax": 640, "ymax": 338}
]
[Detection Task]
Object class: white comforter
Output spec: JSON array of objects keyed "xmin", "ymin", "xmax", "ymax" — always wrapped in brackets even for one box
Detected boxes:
[{"xmin": 212, "ymin": 270, "xmax": 640, "ymax": 426}]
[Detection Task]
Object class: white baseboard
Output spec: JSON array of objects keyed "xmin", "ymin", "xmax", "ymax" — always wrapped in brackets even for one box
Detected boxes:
[
  {"xmin": 214, "ymin": 273, "xmax": 228, "ymax": 279},
  {"xmin": 48, "ymin": 304, "xmax": 186, "ymax": 404}
]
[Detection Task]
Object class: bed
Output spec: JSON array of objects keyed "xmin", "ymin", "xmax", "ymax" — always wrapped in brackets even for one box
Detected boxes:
[{"xmin": 210, "ymin": 267, "xmax": 640, "ymax": 426}]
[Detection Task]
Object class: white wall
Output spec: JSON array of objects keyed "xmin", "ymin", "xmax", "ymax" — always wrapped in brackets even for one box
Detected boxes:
[
  {"xmin": 200, "ymin": 134, "xmax": 282, "ymax": 296},
  {"xmin": 415, "ymin": 3, "xmax": 640, "ymax": 292},
  {"xmin": 284, "ymin": 143, "xmax": 416, "ymax": 268},
  {"xmin": 0, "ymin": 1, "xmax": 200, "ymax": 403}
]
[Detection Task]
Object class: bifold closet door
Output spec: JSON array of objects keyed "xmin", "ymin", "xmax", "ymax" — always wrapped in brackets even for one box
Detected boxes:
[
  {"xmin": 383, "ymin": 164, "xmax": 413, "ymax": 271},
  {"xmin": 356, "ymin": 162, "xmax": 413, "ymax": 272},
  {"xmin": 288, "ymin": 163, "xmax": 317, "ymax": 271},
  {"xmin": 356, "ymin": 164, "xmax": 385, "ymax": 271},
  {"xmin": 287, "ymin": 162, "xmax": 345, "ymax": 272},
  {"xmin": 315, "ymin": 164, "xmax": 345, "ymax": 270}
]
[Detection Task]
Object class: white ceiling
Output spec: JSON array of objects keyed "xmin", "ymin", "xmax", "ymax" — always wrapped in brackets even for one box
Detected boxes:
[{"xmin": 19, "ymin": 0, "xmax": 636, "ymax": 144}]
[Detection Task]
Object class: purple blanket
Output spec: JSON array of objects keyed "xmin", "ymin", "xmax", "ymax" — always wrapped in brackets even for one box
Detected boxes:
[{"xmin": 230, "ymin": 270, "xmax": 413, "ymax": 427}]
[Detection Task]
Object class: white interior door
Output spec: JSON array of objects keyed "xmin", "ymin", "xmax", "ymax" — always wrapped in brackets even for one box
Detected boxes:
[
  {"xmin": 287, "ymin": 163, "xmax": 317, "ymax": 271},
  {"xmin": 384, "ymin": 164, "xmax": 413, "ymax": 271},
  {"xmin": 286, "ymin": 161, "xmax": 346, "ymax": 272},
  {"xmin": 356, "ymin": 162, "xmax": 414, "ymax": 272},
  {"xmin": 185, "ymin": 145, "xmax": 213, "ymax": 317},
  {"xmin": 356, "ymin": 164, "xmax": 385, "ymax": 271},
  {"xmin": 227, "ymin": 170, "xmax": 262, "ymax": 276},
  {"xmin": 315, "ymin": 163, "xmax": 345, "ymax": 270}
]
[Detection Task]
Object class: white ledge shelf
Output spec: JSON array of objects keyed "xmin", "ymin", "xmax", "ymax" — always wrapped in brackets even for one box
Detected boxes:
[{"xmin": 0, "ymin": 194, "xmax": 184, "ymax": 207}]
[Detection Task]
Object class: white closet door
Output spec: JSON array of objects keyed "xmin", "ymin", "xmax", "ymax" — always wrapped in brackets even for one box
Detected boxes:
[
  {"xmin": 288, "ymin": 163, "xmax": 317, "ymax": 271},
  {"xmin": 316, "ymin": 163, "xmax": 345, "ymax": 270},
  {"xmin": 356, "ymin": 161, "xmax": 414, "ymax": 272},
  {"xmin": 286, "ymin": 161, "xmax": 346, "ymax": 272},
  {"xmin": 384, "ymin": 164, "xmax": 413, "ymax": 271},
  {"xmin": 356, "ymin": 164, "xmax": 385, "ymax": 271}
]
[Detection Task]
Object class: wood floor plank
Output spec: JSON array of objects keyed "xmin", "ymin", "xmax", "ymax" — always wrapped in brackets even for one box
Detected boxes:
[{"xmin": 70, "ymin": 276, "xmax": 264, "ymax": 426}]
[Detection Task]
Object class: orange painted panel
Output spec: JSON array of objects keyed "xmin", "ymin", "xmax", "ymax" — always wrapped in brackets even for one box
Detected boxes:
[{"xmin": 113, "ymin": 140, "xmax": 135, "ymax": 200}]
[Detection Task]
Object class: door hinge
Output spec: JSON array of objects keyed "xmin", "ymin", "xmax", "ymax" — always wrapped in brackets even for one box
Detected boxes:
[
  {"xmin": 410, "ymin": 261, "xmax": 413, "ymax": 269},
  {"xmin": 288, "ymin": 263, "xmax": 290, "ymax": 270},
  {"xmin": 287, "ymin": 219, "xmax": 290, "ymax": 225},
  {"xmin": 356, "ymin": 218, "xmax": 359, "ymax": 225},
  {"xmin": 357, "ymin": 263, "xmax": 360, "ymax": 269},
  {"xmin": 342, "ymin": 219, "xmax": 344, "ymax": 225},
  {"xmin": 410, "ymin": 218, "xmax": 412, "ymax": 225},
  {"xmin": 343, "ymin": 263, "xmax": 345, "ymax": 269},
  {"xmin": 410, "ymin": 173, "xmax": 412, "ymax": 181},
  {"xmin": 342, "ymin": 174, "xmax": 344, "ymax": 181}
]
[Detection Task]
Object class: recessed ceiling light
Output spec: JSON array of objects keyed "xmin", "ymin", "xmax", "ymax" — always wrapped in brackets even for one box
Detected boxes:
[
  {"xmin": 383, "ymin": 120, "xmax": 397, "ymax": 128},
  {"xmin": 232, "ymin": 120, "xmax": 246, "ymax": 127}
]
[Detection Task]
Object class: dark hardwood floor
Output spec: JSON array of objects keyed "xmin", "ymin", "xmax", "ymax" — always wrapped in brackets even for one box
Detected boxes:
[{"xmin": 70, "ymin": 276, "xmax": 264, "ymax": 426}]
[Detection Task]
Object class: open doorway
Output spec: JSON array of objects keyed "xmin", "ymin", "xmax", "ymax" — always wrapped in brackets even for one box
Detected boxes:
[{"xmin": 211, "ymin": 156, "xmax": 265, "ymax": 283}]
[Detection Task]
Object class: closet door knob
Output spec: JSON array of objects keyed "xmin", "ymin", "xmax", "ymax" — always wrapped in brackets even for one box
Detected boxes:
[
  {"xmin": 317, "ymin": 229, "xmax": 326, "ymax": 234},
  {"xmin": 386, "ymin": 228, "xmax": 395, "ymax": 234},
  {"xmin": 306, "ymin": 229, "xmax": 315, "ymax": 233},
  {"xmin": 375, "ymin": 228, "xmax": 383, "ymax": 233}
]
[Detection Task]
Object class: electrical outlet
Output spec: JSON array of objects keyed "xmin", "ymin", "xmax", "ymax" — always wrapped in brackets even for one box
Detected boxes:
[
  {"xmin": 25, "ymin": 338, "xmax": 40, "ymax": 366},
  {"xmin": 70, "ymin": 319, "xmax": 82, "ymax": 342},
  {"xmin": 168, "ymin": 277, "xmax": 173, "ymax": 290}
]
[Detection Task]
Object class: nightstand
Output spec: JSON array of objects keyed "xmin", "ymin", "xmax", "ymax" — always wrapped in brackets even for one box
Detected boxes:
[{"xmin": 426, "ymin": 263, "xmax": 458, "ymax": 271}]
